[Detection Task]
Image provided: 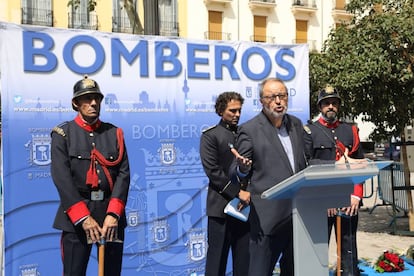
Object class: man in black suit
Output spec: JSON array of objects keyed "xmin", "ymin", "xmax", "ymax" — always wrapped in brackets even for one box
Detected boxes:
[
  {"xmin": 200, "ymin": 91, "xmax": 250, "ymax": 276},
  {"xmin": 231, "ymin": 78, "xmax": 307, "ymax": 276}
]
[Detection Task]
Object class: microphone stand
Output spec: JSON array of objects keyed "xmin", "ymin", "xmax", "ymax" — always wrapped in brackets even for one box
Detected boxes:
[{"xmin": 307, "ymin": 120, "xmax": 351, "ymax": 169}]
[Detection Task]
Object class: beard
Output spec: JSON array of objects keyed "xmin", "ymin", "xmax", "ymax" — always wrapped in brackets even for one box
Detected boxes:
[
  {"xmin": 322, "ymin": 110, "xmax": 337, "ymax": 123},
  {"xmin": 263, "ymin": 104, "xmax": 287, "ymax": 120}
]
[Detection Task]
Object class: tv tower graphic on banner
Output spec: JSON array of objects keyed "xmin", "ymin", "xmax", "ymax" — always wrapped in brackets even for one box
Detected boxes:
[{"xmin": 182, "ymin": 69, "xmax": 190, "ymax": 109}]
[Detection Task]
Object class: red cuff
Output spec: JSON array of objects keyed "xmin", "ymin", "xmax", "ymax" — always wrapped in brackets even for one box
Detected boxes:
[
  {"xmin": 107, "ymin": 198, "xmax": 126, "ymax": 217},
  {"xmin": 67, "ymin": 201, "xmax": 90, "ymax": 224},
  {"xmin": 352, "ymin": 183, "xmax": 363, "ymax": 198}
]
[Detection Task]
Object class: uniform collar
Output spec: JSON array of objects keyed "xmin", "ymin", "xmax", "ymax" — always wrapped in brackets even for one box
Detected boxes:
[
  {"xmin": 318, "ymin": 117, "xmax": 339, "ymax": 129},
  {"xmin": 74, "ymin": 114, "xmax": 101, "ymax": 132},
  {"xmin": 219, "ymin": 119, "xmax": 237, "ymax": 132}
]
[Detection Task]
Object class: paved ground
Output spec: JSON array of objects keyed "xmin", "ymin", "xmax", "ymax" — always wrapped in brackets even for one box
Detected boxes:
[
  {"xmin": 1, "ymin": 179, "xmax": 413, "ymax": 274},
  {"xmin": 328, "ymin": 181, "xmax": 414, "ymax": 268}
]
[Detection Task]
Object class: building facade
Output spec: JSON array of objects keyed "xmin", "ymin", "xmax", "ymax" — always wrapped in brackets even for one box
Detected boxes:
[{"xmin": 1, "ymin": 0, "xmax": 352, "ymax": 52}]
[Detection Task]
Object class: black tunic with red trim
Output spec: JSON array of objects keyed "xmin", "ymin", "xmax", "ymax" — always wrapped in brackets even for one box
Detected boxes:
[
  {"xmin": 51, "ymin": 116, "xmax": 130, "ymax": 233},
  {"xmin": 303, "ymin": 118, "xmax": 365, "ymax": 198}
]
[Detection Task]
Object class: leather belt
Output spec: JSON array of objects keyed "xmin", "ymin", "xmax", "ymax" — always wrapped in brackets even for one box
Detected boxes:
[{"xmin": 79, "ymin": 189, "xmax": 108, "ymax": 201}]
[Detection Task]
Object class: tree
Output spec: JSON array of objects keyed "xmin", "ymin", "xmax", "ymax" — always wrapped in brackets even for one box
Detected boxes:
[
  {"xmin": 121, "ymin": 0, "xmax": 144, "ymax": 34},
  {"xmin": 310, "ymin": 0, "xmax": 414, "ymax": 230}
]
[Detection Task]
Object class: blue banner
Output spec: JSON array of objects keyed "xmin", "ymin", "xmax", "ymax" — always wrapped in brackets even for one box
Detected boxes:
[{"xmin": 0, "ymin": 22, "xmax": 309, "ymax": 275}]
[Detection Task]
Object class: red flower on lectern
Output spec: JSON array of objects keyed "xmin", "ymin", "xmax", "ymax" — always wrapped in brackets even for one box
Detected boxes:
[{"xmin": 374, "ymin": 250, "xmax": 405, "ymax": 273}]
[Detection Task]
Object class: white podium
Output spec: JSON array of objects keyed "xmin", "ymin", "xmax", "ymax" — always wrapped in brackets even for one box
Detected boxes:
[{"xmin": 261, "ymin": 161, "xmax": 392, "ymax": 276}]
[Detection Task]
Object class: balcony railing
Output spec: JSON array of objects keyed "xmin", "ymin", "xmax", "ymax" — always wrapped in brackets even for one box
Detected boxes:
[
  {"xmin": 204, "ymin": 0, "xmax": 233, "ymax": 6},
  {"xmin": 250, "ymin": 0, "xmax": 276, "ymax": 4},
  {"xmin": 21, "ymin": 7, "xmax": 53, "ymax": 27},
  {"xmin": 160, "ymin": 21, "xmax": 179, "ymax": 37},
  {"xmin": 292, "ymin": 39, "xmax": 317, "ymax": 52},
  {"xmin": 291, "ymin": 0, "xmax": 317, "ymax": 17},
  {"xmin": 68, "ymin": 12, "xmax": 98, "ymax": 30},
  {"xmin": 292, "ymin": 0, "xmax": 316, "ymax": 7},
  {"xmin": 249, "ymin": 0, "xmax": 277, "ymax": 11},
  {"xmin": 113, "ymin": 16, "xmax": 179, "ymax": 36},
  {"xmin": 250, "ymin": 35, "xmax": 275, "ymax": 43},
  {"xmin": 332, "ymin": 1, "xmax": 353, "ymax": 22},
  {"xmin": 112, "ymin": 14, "xmax": 136, "ymax": 34},
  {"xmin": 204, "ymin": 31, "xmax": 231, "ymax": 41}
]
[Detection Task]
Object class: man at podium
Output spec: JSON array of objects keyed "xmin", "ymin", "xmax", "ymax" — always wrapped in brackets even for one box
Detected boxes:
[
  {"xmin": 231, "ymin": 78, "xmax": 307, "ymax": 275},
  {"xmin": 304, "ymin": 85, "xmax": 365, "ymax": 276}
]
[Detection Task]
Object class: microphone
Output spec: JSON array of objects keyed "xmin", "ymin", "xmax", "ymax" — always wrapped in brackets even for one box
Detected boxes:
[
  {"xmin": 337, "ymin": 145, "xmax": 351, "ymax": 169},
  {"xmin": 307, "ymin": 119, "xmax": 351, "ymax": 169}
]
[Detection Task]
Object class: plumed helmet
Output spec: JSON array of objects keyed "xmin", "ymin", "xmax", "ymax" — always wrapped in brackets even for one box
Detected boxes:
[
  {"xmin": 72, "ymin": 75, "xmax": 104, "ymax": 110},
  {"xmin": 317, "ymin": 85, "xmax": 341, "ymax": 106}
]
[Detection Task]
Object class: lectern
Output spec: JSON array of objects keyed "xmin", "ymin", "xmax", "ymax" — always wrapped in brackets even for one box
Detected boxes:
[{"xmin": 261, "ymin": 161, "xmax": 392, "ymax": 276}]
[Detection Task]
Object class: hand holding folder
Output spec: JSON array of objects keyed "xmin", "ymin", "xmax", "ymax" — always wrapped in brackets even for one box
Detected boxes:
[{"xmin": 224, "ymin": 198, "xmax": 250, "ymax": 222}]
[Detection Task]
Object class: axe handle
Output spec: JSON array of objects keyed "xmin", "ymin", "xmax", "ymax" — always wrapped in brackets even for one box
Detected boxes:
[
  {"xmin": 336, "ymin": 214, "xmax": 341, "ymax": 276},
  {"xmin": 98, "ymin": 243, "xmax": 105, "ymax": 276}
]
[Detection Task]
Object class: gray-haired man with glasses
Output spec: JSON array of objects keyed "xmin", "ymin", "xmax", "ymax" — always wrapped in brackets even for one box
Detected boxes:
[{"xmin": 230, "ymin": 78, "xmax": 307, "ymax": 275}]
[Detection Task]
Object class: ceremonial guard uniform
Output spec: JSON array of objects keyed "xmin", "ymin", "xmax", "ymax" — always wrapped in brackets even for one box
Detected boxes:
[
  {"xmin": 201, "ymin": 120, "xmax": 246, "ymax": 217},
  {"xmin": 200, "ymin": 92, "xmax": 250, "ymax": 276},
  {"xmin": 304, "ymin": 86, "xmax": 364, "ymax": 276},
  {"xmin": 51, "ymin": 76, "xmax": 130, "ymax": 276}
]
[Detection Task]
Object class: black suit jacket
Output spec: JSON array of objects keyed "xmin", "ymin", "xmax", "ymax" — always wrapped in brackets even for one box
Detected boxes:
[
  {"xmin": 200, "ymin": 120, "xmax": 241, "ymax": 218},
  {"xmin": 232, "ymin": 112, "xmax": 306, "ymax": 234}
]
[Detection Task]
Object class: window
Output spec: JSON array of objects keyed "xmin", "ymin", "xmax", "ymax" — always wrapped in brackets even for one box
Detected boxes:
[
  {"xmin": 253, "ymin": 16, "xmax": 267, "ymax": 42},
  {"xmin": 21, "ymin": 0, "xmax": 53, "ymax": 26},
  {"xmin": 159, "ymin": 0, "xmax": 178, "ymax": 36},
  {"xmin": 68, "ymin": 0, "xmax": 98, "ymax": 30},
  {"xmin": 208, "ymin": 11, "xmax": 222, "ymax": 40},
  {"xmin": 335, "ymin": 0, "xmax": 346, "ymax": 10},
  {"xmin": 295, "ymin": 20, "xmax": 307, "ymax": 44},
  {"xmin": 113, "ymin": 0, "xmax": 134, "ymax": 33}
]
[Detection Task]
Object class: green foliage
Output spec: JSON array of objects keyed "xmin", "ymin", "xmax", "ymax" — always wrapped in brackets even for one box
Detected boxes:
[{"xmin": 310, "ymin": 0, "xmax": 414, "ymax": 141}]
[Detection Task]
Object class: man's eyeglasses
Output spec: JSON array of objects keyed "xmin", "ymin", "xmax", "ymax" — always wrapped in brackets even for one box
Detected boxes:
[{"xmin": 261, "ymin": 93, "xmax": 288, "ymax": 102}]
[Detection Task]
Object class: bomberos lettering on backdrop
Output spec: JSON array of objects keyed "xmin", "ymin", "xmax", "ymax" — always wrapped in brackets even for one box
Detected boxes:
[{"xmin": 0, "ymin": 21, "xmax": 309, "ymax": 275}]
